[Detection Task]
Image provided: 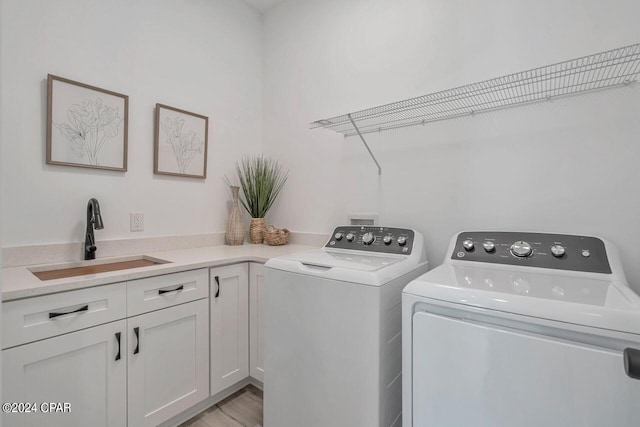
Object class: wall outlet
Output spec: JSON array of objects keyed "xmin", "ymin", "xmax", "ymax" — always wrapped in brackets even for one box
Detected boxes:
[{"xmin": 130, "ymin": 212, "xmax": 144, "ymax": 232}]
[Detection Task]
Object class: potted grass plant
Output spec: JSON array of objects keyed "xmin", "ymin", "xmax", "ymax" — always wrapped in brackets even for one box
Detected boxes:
[{"xmin": 235, "ymin": 155, "xmax": 288, "ymax": 244}]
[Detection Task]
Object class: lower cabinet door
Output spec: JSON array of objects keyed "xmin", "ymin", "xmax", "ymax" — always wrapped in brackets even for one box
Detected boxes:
[
  {"xmin": 210, "ymin": 264, "xmax": 249, "ymax": 396},
  {"xmin": 249, "ymin": 262, "xmax": 265, "ymax": 383},
  {"xmin": 127, "ymin": 298, "xmax": 209, "ymax": 427},
  {"xmin": 2, "ymin": 320, "xmax": 127, "ymax": 427}
]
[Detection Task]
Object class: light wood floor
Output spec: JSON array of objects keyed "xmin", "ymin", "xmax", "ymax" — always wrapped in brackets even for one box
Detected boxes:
[{"xmin": 180, "ymin": 386, "xmax": 263, "ymax": 427}]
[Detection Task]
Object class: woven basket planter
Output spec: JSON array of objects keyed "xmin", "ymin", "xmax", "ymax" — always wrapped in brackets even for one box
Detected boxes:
[
  {"xmin": 263, "ymin": 225, "xmax": 290, "ymax": 246},
  {"xmin": 249, "ymin": 218, "xmax": 266, "ymax": 244}
]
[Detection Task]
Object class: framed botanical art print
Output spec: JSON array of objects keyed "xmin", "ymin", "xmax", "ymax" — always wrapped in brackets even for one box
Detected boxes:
[
  {"xmin": 46, "ymin": 74, "xmax": 128, "ymax": 171},
  {"xmin": 154, "ymin": 103, "xmax": 208, "ymax": 179}
]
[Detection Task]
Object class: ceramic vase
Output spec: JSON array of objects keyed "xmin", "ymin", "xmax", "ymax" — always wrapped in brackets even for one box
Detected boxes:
[
  {"xmin": 225, "ymin": 186, "xmax": 245, "ymax": 246},
  {"xmin": 250, "ymin": 218, "xmax": 266, "ymax": 244}
]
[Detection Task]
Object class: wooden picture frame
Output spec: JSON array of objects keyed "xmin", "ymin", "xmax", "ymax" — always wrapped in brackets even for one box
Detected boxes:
[
  {"xmin": 154, "ymin": 103, "xmax": 208, "ymax": 179},
  {"xmin": 46, "ymin": 74, "xmax": 128, "ymax": 171}
]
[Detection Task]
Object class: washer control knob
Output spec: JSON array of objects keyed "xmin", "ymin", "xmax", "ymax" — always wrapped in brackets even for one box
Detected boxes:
[
  {"xmin": 383, "ymin": 235, "xmax": 393, "ymax": 245},
  {"xmin": 550, "ymin": 245, "xmax": 565, "ymax": 258},
  {"xmin": 482, "ymin": 241, "xmax": 496, "ymax": 252},
  {"xmin": 510, "ymin": 241, "xmax": 533, "ymax": 257},
  {"xmin": 362, "ymin": 232, "xmax": 375, "ymax": 245},
  {"xmin": 334, "ymin": 232, "xmax": 344, "ymax": 241},
  {"xmin": 397, "ymin": 236, "xmax": 407, "ymax": 246},
  {"xmin": 462, "ymin": 239, "xmax": 474, "ymax": 251},
  {"xmin": 346, "ymin": 233, "xmax": 355, "ymax": 242}
]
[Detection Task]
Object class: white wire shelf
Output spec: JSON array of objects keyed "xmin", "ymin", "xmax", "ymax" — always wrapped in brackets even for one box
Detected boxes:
[{"xmin": 311, "ymin": 43, "xmax": 640, "ymax": 140}]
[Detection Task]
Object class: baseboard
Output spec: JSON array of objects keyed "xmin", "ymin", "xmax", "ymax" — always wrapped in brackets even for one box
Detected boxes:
[
  {"xmin": 248, "ymin": 377, "xmax": 264, "ymax": 391},
  {"xmin": 160, "ymin": 377, "xmax": 254, "ymax": 427}
]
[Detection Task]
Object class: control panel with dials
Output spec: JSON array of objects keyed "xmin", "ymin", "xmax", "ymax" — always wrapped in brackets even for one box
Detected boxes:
[
  {"xmin": 451, "ymin": 231, "xmax": 611, "ymax": 274},
  {"xmin": 325, "ymin": 226, "xmax": 414, "ymax": 255}
]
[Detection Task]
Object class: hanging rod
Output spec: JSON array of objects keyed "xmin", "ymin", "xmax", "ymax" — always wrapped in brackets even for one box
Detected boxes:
[{"xmin": 310, "ymin": 43, "xmax": 640, "ymax": 173}]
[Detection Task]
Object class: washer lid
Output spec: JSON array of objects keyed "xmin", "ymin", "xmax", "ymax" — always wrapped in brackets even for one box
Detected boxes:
[
  {"xmin": 403, "ymin": 264, "xmax": 640, "ymax": 335},
  {"xmin": 265, "ymin": 249, "xmax": 422, "ymax": 286},
  {"xmin": 281, "ymin": 249, "xmax": 403, "ymax": 271}
]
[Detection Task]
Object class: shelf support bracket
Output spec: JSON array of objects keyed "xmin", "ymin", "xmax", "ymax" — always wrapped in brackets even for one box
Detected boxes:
[{"xmin": 348, "ymin": 114, "xmax": 382, "ymax": 175}]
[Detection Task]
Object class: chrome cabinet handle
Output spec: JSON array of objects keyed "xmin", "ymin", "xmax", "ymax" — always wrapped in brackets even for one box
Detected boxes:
[
  {"xmin": 158, "ymin": 285, "xmax": 184, "ymax": 295},
  {"xmin": 49, "ymin": 305, "xmax": 89, "ymax": 319}
]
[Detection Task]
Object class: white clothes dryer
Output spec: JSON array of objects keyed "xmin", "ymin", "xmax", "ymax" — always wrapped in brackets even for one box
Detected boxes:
[
  {"xmin": 403, "ymin": 231, "xmax": 640, "ymax": 427},
  {"xmin": 264, "ymin": 226, "xmax": 428, "ymax": 427}
]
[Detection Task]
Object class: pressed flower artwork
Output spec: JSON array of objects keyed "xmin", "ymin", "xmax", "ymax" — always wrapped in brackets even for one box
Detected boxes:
[
  {"xmin": 46, "ymin": 74, "xmax": 128, "ymax": 171},
  {"xmin": 154, "ymin": 104, "xmax": 208, "ymax": 179}
]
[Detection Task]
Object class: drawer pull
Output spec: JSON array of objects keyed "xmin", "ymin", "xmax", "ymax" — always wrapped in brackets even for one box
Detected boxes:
[
  {"xmin": 215, "ymin": 276, "xmax": 220, "ymax": 298},
  {"xmin": 158, "ymin": 285, "xmax": 184, "ymax": 295},
  {"xmin": 48, "ymin": 305, "xmax": 89, "ymax": 319},
  {"xmin": 115, "ymin": 332, "xmax": 121, "ymax": 361},
  {"xmin": 133, "ymin": 327, "xmax": 140, "ymax": 354}
]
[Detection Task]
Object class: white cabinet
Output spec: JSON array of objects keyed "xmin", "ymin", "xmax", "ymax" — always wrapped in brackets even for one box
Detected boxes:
[
  {"xmin": 2, "ymin": 262, "xmax": 266, "ymax": 425},
  {"xmin": 128, "ymin": 299, "xmax": 209, "ymax": 427},
  {"xmin": 210, "ymin": 264, "xmax": 249, "ymax": 396},
  {"xmin": 249, "ymin": 262, "xmax": 265, "ymax": 383},
  {"xmin": 2, "ymin": 320, "xmax": 127, "ymax": 427},
  {"xmin": 2, "ymin": 269, "xmax": 210, "ymax": 427}
]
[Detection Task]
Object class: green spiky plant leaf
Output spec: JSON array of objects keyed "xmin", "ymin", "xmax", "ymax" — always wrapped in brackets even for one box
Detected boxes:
[{"xmin": 235, "ymin": 155, "xmax": 288, "ymax": 218}]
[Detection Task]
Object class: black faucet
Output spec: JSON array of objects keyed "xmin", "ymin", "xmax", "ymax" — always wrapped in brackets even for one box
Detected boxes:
[{"xmin": 85, "ymin": 198, "xmax": 104, "ymax": 260}]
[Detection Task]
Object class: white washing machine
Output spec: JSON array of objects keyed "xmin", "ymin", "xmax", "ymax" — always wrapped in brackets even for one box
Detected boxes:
[
  {"xmin": 264, "ymin": 226, "xmax": 428, "ymax": 427},
  {"xmin": 402, "ymin": 231, "xmax": 640, "ymax": 427}
]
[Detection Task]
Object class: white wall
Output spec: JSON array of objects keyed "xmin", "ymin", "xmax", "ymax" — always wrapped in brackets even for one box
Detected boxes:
[
  {"xmin": 0, "ymin": 2, "xmax": 3, "ymax": 404},
  {"xmin": 262, "ymin": 0, "xmax": 640, "ymax": 291},
  {"xmin": 0, "ymin": 0, "xmax": 263, "ymax": 246}
]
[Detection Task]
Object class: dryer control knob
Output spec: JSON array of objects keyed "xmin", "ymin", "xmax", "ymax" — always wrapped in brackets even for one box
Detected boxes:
[
  {"xmin": 510, "ymin": 241, "xmax": 533, "ymax": 257},
  {"xmin": 551, "ymin": 245, "xmax": 565, "ymax": 257},
  {"xmin": 362, "ymin": 232, "xmax": 375, "ymax": 245},
  {"xmin": 482, "ymin": 241, "xmax": 496, "ymax": 252},
  {"xmin": 346, "ymin": 233, "xmax": 355, "ymax": 242},
  {"xmin": 383, "ymin": 235, "xmax": 393, "ymax": 245},
  {"xmin": 462, "ymin": 239, "xmax": 474, "ymax": 251},
  {"xmin": 397, "ymin": 236, "xmax": 407, "ymax": 246},
  {"xmin": 334, "ymin": 232, "xmax": 344, "ymax": 241}
]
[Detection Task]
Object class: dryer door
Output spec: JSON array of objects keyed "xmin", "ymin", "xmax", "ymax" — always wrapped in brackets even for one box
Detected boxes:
[{"xmin": 412, "ymin": 311, "xmax": 640, "ymax": 427}]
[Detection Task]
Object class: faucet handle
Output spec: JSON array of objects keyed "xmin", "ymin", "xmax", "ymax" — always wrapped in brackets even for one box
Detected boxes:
[{"xmin": 85, "ymin": 245, "xmax": 97, "ymax": 260}]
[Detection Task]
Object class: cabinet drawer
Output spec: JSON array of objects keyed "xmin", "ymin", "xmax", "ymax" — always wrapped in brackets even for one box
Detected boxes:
[
  {"xmin": 2, "ymin": 283, "xmax": 127, "ymax": 349},
  {"xmin": 127, "ymin": 269, "xmax": 208, "ymax": 316}
]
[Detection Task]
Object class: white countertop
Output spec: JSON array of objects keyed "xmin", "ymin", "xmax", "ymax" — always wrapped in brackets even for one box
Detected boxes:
[{"xmin": 2, "ymin": 243, "xmax": 318, "ymax": 301}]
